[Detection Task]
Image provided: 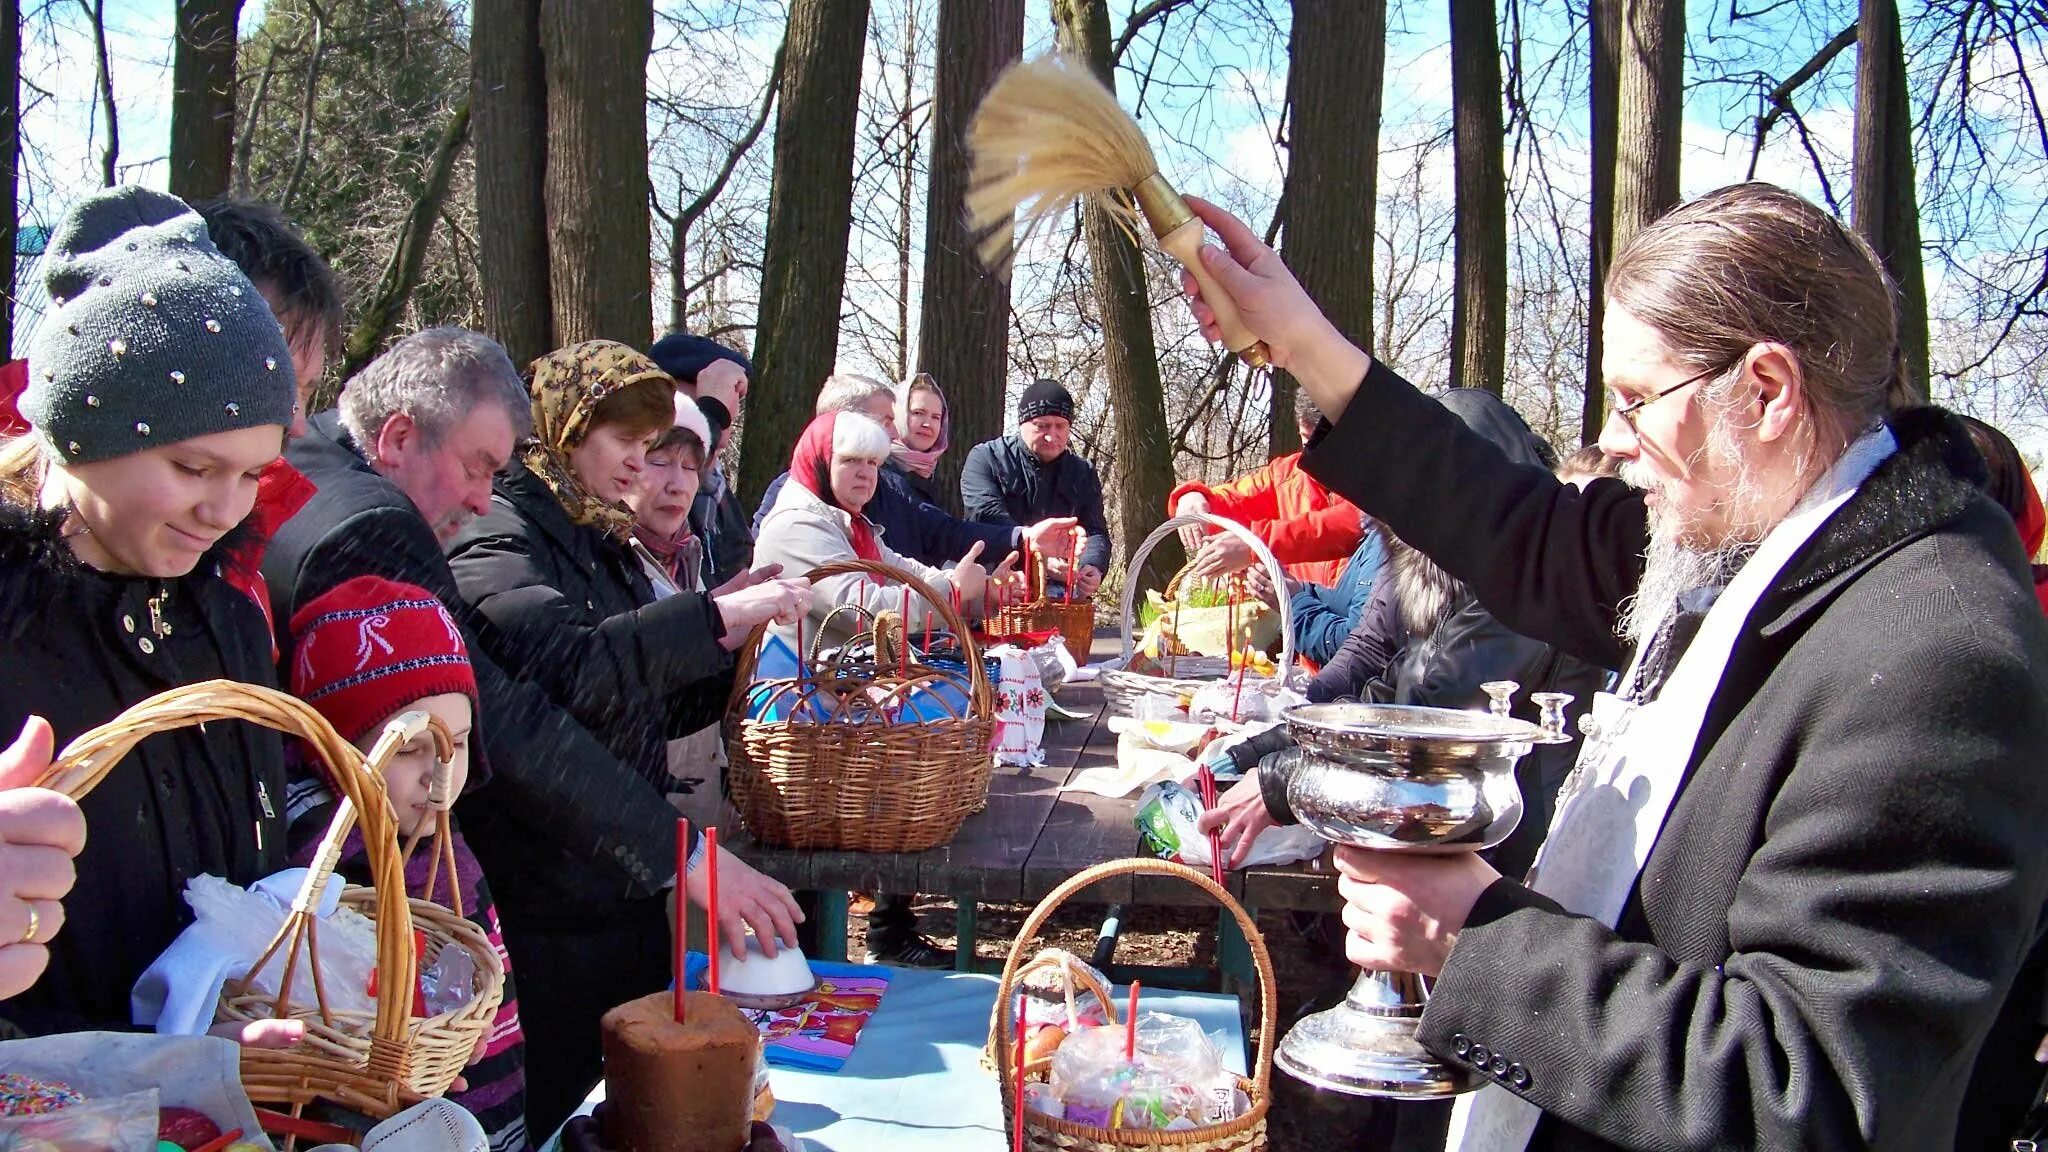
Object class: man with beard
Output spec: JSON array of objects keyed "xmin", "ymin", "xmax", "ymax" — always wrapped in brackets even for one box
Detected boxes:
[{"xmin": 1177, "ymin": 183, "xmax": 2048, "ymax": 1150}]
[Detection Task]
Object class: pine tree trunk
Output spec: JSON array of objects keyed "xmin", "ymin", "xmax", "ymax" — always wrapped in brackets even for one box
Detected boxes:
[
  {"xmin": 1852, "ymin": 0, "xmax": 1929, "ymax": 403},
  {"xmin": 742, "ymin": 0, "xmax": 871, "ymax": 501},
  {"xmin": 1449, "ymin": 0, "xmax": 1506, "ymax": 396},
  {"xmin": 1613, "ymin": 0, "xmax": 1683, "ymax": 249},
  {"xmin": 0, "ymin": 0, "xmax": 17, "ymax": 360},
  {"xmin": 540, "ymin": 0, "xmax": 654, "ymax": 348},
  {"xmin": 168, "ymin": 0, "xmax": 243, "ymax": 202},
  {"xmin": 916, "ymin": 0, "xmax": 1022, "ymax": 517},
  {"xmin": 1052, "ymin": 0, "xmax": 1177, "ymax": 589},
  {"xmin": 1278, "ymin": 0, "xmax": 1385, "ymax": 448},
  {"xmin": 1586, "ymin": 0, "xmax": 1619, "ymax": 443},
  {"xmin": 472, "ymin": 0, "xmax": 551, "ymax": 371}
]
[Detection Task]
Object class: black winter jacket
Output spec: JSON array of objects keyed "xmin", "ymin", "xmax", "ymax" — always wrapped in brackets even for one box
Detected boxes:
[
  {"xmin": 1303, "ymin": 359, "xmax": 2048, "ymax": 1150},
  {"xmin": 267, "ymin": 413, "xmax": 687, "ymax": 920},
  {"xmin": 446, "ymin": 460, "xmax": 731, "ymax": 800},
  {"xmin": 960, "ymin": 436, "xmax": 1111, "ymax": 572},
  {"xmin": 0, "ymin": 505, "xmax": 285, "ymax": 1035}
]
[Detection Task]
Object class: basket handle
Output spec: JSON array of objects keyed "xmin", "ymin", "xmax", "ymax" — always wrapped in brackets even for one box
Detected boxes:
[
  {"xmin": 38, "ymin": 680, "xmax": 424, "ymax": 1077},
  {"xmin": 729, "ymin": 557, "xmax": 993, "ymax": 713},
  {"xmin": 992, "ymin": 858, "xmax": 1276, "ymax": 1097},
  {"xmin": 1119, "ymin": 512, "xmax": 1294, "ymax": 684}
]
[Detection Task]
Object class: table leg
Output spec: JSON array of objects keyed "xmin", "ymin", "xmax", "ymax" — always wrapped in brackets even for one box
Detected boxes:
[
  {"xmin": 1217, "ymin": 905, "xmax": 1254, "ymax": 996},
  {"xmin": 954, "ymin": 900, "xmax": 978, "ymax": 972},
  {"xmin": 816, "ymin": 890, "xmax": 849, "ymax": 963}
]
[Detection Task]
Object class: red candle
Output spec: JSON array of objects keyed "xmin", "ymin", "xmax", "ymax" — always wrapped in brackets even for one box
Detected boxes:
[
  {"xmin": 1125, "ymin": 981, "xmax": 1141, "ymax": 1063},
  {"xmin": 1200, "ymin": 765, "xmax": 1225, "ymax": 885},
  {"xmin": 674, "ymin": 818, "xmax": 689, "ymax": 1023},
  {"xmin": 1065, "ymin": 531, "xmax": 1077, "ymax": 604},
  {"xmin": 900, "ymin": 585, "xmax": 911, "ymax": 679},
  {"xmin": 706, "ymin": 827, "xmax": 721, "ymax": 995},
  {"xmin": 1012, "ymin": 995, "xmax": 1029, "ymax": 1152}
]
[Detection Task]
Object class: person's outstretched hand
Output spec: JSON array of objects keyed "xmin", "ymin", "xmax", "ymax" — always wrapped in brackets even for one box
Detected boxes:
[
  {"xmin": 687, "ymin": 844, "xmax": 804, "ymax": 959},
  {"xmin": 1175, "ymin": 492, "xmax": 1211, "ymax": 555},
  {"xmin": 1020, "ymin": 516, "xmax": 1081, "ymax": 556},
  {"xmin": 715, "ymin": 578, "xmax": 815, "ymax": 650},
  {"xmin": 1195, "ymin": 773, "xmax": 1277, "ymax": 870},
  {"xmin": 1190, "ymin": 533, "xmax": 1255, "ymax": 580},
  {"xmin": 1072, "ymin": 564, "xmax": 1104, "ymax": 600},
  {"xmin": 0, "ymin": 717, "xmax": 86, "ymax": 1001},
  {"xmin": 1179, "ymin": 196, "xmax": 1368, "ymax": 416},
  {"xmin": 711, "ymin": 562, "xmax": 784, "ymax": 598},
  {"xmin": 950, "ymin": 540, "xmax": 992, "ymax": 609}
]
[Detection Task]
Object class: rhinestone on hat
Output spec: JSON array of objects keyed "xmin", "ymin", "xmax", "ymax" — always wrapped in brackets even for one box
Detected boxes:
[
  {"xmin": 169, "ymin": 370, "xmax": 186, "ymax": 385},
  {"xmin": 86, "ymin": 395, "xmax": 101, "ymax": 408},
  {"xmin": 204, "ymin": 319, "xmax": 221, "ymax": 333},
  {"xmin": 140, "ymin": 291, "xmax": 157, "ymax": 307},
  {"xmin": 96, "ymin": 276, "xmax": 111, "ymax": 287},
  {"xmin": 108, "ymin": 338, "xmax": 127, "ymax": 358},
  {"xmin": 230, "ymin": 285, "xmax": 243, "ymax": 297},
  {"xmin": 265, "ymin": 358, "xmax": 278, "ymax": 371},
  {"xmin": 136, "ymin": 422, "xmax": 150, "ymax": 436},
  {"xmin": 66, "ymin": 441, "xmax": 79, "ymax": 455},
  {"xmin": 224, "ymin": 402, "xmax": 240, "ymax": 417}
]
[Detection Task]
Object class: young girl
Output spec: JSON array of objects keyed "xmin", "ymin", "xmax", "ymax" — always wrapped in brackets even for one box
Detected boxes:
[{"xmin": 285, "ymin": 575, "xmax": 528, "ymax": 1151}]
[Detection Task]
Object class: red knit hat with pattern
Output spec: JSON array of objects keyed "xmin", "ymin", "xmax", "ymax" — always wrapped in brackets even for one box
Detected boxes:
[{"xmin": 288, "ymin": 575, "xmax": 479, "ymax": 745}]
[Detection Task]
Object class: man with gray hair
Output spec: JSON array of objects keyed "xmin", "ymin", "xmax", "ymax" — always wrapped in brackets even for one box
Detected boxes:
[{"xmin": 269, "ymin": 328, "xmax": 795, "ymax": 1125}]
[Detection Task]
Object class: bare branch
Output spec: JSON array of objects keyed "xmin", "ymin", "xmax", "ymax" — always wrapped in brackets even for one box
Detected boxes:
[
  {"xmin": 1110, "ymin": 0, "xmax": 1196, "ymax": 68},
  {"xmin": 1746, "ymin": 21, "xmax": 1857, "ymax": 178}
]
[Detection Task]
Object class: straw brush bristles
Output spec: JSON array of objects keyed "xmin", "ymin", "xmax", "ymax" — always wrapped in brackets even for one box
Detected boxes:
[{"xmin": 967, "ymin": 53, "xmax": 1160, "ymax": 275}]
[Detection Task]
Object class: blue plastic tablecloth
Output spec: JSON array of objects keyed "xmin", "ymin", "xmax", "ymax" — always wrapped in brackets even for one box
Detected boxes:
[{"xmin": 542, "ymin": 968, "xmax": 1249, "ymax": 1152}]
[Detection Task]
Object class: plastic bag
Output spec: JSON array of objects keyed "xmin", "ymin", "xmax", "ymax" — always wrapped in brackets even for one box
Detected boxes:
[
  {"xmin": 1134, "ymin": 781, "xmax": 1325, "ymax": 868},
  {"xmin": 0, "ymin": 1033, "xmax": 273, "ymax": 1152},
  {"xmin": 1045, "ymin": 1015, "xmax": 1244, "ymax": 1131},
  {"xmin": 0, "ymin": 1089, "xmax": 159, "ymax": 1152},
  {"xmin": 1186, "ymin": 681, "xmax": 1303, "ymax": 726},
  {"xmin": 1010, "ymin": 949, "xmax": 1114, "ymax": 1033},
  {"xmin": 419, "ymin": 942, "xmax": 477, "ymax": 1017}
]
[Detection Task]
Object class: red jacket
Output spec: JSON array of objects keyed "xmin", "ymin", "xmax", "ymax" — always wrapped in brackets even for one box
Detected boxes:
[
  {"xmin": 1168, "ymin": 451, "xmax": 1363, "ymax": 585},
  {"xmin": 0, "ymin": 358, "xmax": 315, "ymax": 652}
]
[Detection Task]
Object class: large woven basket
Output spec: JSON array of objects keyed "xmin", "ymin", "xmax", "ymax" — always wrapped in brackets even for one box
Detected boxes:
[
  {"xmin": 1102, "ymin": 513, "xmax": 1294, "ymax": 720},
  {"xmin": 726, "ymin": 557, "xmax": 997, "ymax": 853},
  {"xmin": 38, "ymin": 681, "xmax": 505, "ymax": 1122},
  {"xmin": 992, "ymin": 859, "xmax": 1277, "ymax": 1152}
]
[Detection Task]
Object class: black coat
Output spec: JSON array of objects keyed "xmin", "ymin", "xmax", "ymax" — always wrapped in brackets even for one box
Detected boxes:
[
  {"xmin": 960, "ymin": 435, "xmax": 1112, "ymax": 572},
  {"xmin": 0, "ymin": 505, "xmax": 285, "ymax": 1035},
  {"xmin": 446, "ymin": 460, "xmax": 730, "ymax": 798},
  {"xmin": 266, "ymin": 413, "xmax": 683, "ymax": 920},
  {"xmin": 1302, "ymin": 361, "xmax": 2048, "ymax": 1150}
]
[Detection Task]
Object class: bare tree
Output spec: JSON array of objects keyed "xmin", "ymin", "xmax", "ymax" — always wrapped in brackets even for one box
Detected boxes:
[
  {"xmin": 1052, "ymin": 0, "xmax": 1177, "ymax": 588},
  {"xmin": 169, "ymin": 0, "xmax": 245, "ymax": 201},
  {"xmin": 655, "ymin": 43, "xmax": 782, "ymax": 335},
  {"xmin": 1612, "ymin": 0, "xmax": 1682, "ymax": 248},
  {"xmin": 1586, "ymin": 0, "xmax": 1619, "ymax": 442},
  {"xmin": 742, "ymin": 0, "xmax": 871, "ymax": 499},
  {"xmin": 1852, "ymin": 0, "xmax": 1929, "ymax": 402},
  {"xmin": 917, "ymin": 0, "xmax": 1022, "ymax": 516},
  {"xmin": 541, "ymin": 0, "xmax": 655, "ymax": 346},
  {"xmin": 1277, "ymin": 0, "xmax": 1385, "ymax": 448},
  {"xmin": 471, "ymin": 0, "xmax": 551, "ymax": 368},
  {"xmin": 1450, "ymin": 0, "xmax": 1506, "ymax": 395},
  {"xmin": 1, "ymin": 0, "xmax": 16, "ymax": 359},
  {"xmin": 78, "ymin": 0, "xmax": 115, "ymax": 187},
  {"xmin": 340, "ymin": 97, "xmax": 470, "ymax": 378}
]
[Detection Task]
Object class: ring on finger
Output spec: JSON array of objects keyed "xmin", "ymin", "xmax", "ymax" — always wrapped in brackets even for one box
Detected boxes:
[{"xmin": 19, "ymin": 902, "xmax": 39, "ymax": 945}]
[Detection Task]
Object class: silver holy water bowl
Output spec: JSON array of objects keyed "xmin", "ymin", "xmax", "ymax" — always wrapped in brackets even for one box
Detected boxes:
[{"xmin": 1273, "ymin": 684, "xmax": 1571, "ymax": 1099}]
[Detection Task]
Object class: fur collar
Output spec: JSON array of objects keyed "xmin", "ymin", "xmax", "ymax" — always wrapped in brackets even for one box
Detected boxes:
[{"xmin": 1387, "ymin": 531, "xmax": 1465, "ymax": 639}]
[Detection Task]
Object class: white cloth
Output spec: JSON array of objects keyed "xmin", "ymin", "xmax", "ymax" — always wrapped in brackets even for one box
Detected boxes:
[
  {"xmin": 133, "ymin": 868, "xmax": 358, "ymax": 1035},
  {"xmin": 1446, "ymin": 427, "xmax": 1897, "ymax": 1151}
]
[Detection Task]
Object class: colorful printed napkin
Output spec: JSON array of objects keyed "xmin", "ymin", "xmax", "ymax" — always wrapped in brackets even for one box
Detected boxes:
[{"xmin": 685, "ymin": 955, "xmax": 892, "ymax": 1072}]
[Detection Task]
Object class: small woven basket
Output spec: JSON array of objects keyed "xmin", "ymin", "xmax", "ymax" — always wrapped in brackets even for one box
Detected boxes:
[
  {"xmin": 726, "ymin": 557, "xmax": 997, "ymax": 853},
  {"xmin": 1101, "ymin": 513, "xmax": 1294, "ymax": 720},
  {"xmin": 992, "ymin": 599, "xmax": 1097, "ymax": 667},
  {"xmin": 992, "ymin": 859, "xmax": 1277, "ymax": 1152},
  {"xmin": 37, "ymin": 681, "xmax": 505, "ymax": 1123}
]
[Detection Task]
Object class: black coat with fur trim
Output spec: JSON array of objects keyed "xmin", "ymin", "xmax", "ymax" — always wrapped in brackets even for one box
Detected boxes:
[
  {"xmin": 1301, "ymin": 360, "xmax": 2048, "ymax": 1150},
  {"xmin": 0, "ymin": 504, "xmax": 285, "ymax": 1036}
]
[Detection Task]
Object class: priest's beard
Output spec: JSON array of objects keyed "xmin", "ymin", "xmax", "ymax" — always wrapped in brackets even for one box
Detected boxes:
[{"xmin": 1617, "ymin": 416, "xmax": 1768, "ymax": 647}]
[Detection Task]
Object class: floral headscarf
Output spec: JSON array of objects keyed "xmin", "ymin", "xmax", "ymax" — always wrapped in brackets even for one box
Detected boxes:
[{"xmin": 523, "ymin": 340, "xmax": 677, "ymax": 541}]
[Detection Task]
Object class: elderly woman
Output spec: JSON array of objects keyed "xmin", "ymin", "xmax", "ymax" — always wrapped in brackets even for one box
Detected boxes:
[
  {"xmin": 0, "ymin": 187, "xmax": 302, "ymax": 1040},
  {"xmin": 890, "ymin": 372, "xmax": 953, "ymax": 512},
  {"xmin": 755, "ymin": 409, "xmax": 1016, "ymax": 650},
  {"xmin": 446, "ymin": 341, "xmax": 809, "ymax": 1118}
]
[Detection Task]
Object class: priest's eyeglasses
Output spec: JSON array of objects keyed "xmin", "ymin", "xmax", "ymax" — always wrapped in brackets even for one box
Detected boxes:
[{"xmin": 1608, "ymin": 360, "xmax": 1734, "ymax": 437}]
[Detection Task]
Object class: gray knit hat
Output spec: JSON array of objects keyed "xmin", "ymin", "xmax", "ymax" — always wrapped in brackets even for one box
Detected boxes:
[{"xmin": 23, "ymin": 185, "xmax": 295, "ymax": 464}]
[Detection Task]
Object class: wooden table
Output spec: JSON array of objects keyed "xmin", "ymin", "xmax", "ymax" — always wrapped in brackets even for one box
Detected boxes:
[{"xmin": 727, "ymin": 636, "xmax": 1337, "ymax": 992}]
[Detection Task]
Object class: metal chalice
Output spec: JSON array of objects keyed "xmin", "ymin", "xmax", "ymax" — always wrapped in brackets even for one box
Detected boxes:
[{"xmin": 1272, "ymin": 683, "xmax": 1572, "ymax": 1098}]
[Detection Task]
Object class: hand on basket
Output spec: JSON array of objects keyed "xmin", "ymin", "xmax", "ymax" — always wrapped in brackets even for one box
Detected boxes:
[
  {"xmin": 1020, "ymin": 516, "xmax": 1081, "ymax": 557},
  {"xmin": 715, "ymin": 578, "xmax": 815, "ymax": 651},
  {"xmin": 208, "ymin": 1017, "xmax": 306, "ymax": 1049},
  {"xmin": 1190, "ymin": 533, "xmax": 1255, "ymax": 580},
  {"xmin": 1333, "ymin": 845, "xmax": 1498, "ymax": 978},
  {"xmin": 688, "ymin": 845, "xmax": 804, "ymax": 959},
  {"xmin": 1175, "ymin": 493, "xmax": 1211, "ymax": 555},
  {"xmin": 1071, "ymin": 564, "xmax": 1103, "ymax": 600},
  {"xmin": 1195, "ymin": 774, "xmax": 1276, "ymax": 871},
  {"xmin": 0, "ymin": 717, "xmax": 85, "ymax": 1001}
]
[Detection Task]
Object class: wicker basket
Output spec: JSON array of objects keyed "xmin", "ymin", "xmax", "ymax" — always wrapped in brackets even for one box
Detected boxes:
[
  {"xmin": 992, "ymin": 859, "xmax": 1277, "ymax": 1152},
  {"xmin": 726, "ymin": 557, "xmax": 997, "ymax": 853},
  {"xmin": 1102, "ymin": 513, "xmax": 1294, "ymax": 720},
  {"xmin": 992, "ymin": 599, "xmax": 1097, "ymax": 667},
  {"xmin": 37, "ymin": 681, "xmax": 506, "ymax": 1122},
  {"xmin": 980, "ymin": 947, "xmax": 1119, "ymax": 1073}
]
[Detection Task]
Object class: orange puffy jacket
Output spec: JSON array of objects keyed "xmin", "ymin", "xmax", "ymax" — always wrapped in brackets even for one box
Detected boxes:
[{"xmin": 1167, "ymin": 451, "xmax": 1364, "ymax": 585}]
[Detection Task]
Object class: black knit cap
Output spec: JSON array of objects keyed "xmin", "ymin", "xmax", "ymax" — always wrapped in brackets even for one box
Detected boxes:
[
  {"xmin": 24, "ymin": 186, "xmax": 294, "ymax": 464},
  {"xmin": 647, "ymin": 331, "xmax": 752, "ymax": 384},
  {"xmin": 1017, "ymin": 377, "xmax": 1075, "ymax": 425}
]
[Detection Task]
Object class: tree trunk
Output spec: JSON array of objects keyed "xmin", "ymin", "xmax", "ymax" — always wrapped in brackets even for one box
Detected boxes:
[
  {"xmin": 742, "ymin": 0, "xmax": 870, "ymax": 500},
  {"xmin": 472, "ymin": 0, "xmax": 551, "ymax": 370},
  {"xmin": 540, "ymin": 0, "xmax": 654, "ymax": 348},
  {"xmin": 339, "ymin": 99, "xmax": 471, "ymax": 381},
  {"xmin": 916, "ymin": 0, "xmax": 1022, "ymax": 517},
  {"xmin": 1449, "ymin": 0, "xmax": 1506, "ymax": 396},
  {"xmin": 1852, "ymin": 0, "xmax": 1929, "ymax": 404},
  {"xmin": 1, "ymin": 0, "xmax": 17, "ymax": 359},
  {"xmin": 1586, "ymin": 0, "xmax": 1619, "ymax": 443},
  {"xmin": 82, "ymin": 0, "xmax": 117, "ymax": 187},
  {"xmin": 1279, "ymin": 0, "xmax": 1385, "ymax": 447},
  {"xmin": 1613, "ymin": 0, "xmax": 1683, "ymax": 249},
  {"xmin": 168, "ymin": 0, "xmax": 243, "ymax": 202},
  {"xmin": 1052, "ymin": 0, "xmax": 1177, "ymax": 589}
]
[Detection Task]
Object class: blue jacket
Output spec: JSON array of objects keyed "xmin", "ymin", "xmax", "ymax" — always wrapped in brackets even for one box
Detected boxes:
[
  {"xmin": 751, "ymin": 464, "xmax": 1016, "ymax": 569},
  {"xmin": 960, "ymin": 435, "xmax": 1112, "ymax": 572},
  {"xmin": 1287, "ymin": 525, "xmax": 1385, "ymax": 666}
]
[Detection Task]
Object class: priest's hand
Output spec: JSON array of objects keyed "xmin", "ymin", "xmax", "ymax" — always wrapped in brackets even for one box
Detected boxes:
[{"xmin": 1333, "ymin": 845, "xmax": 1498, "ymax": 978}]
